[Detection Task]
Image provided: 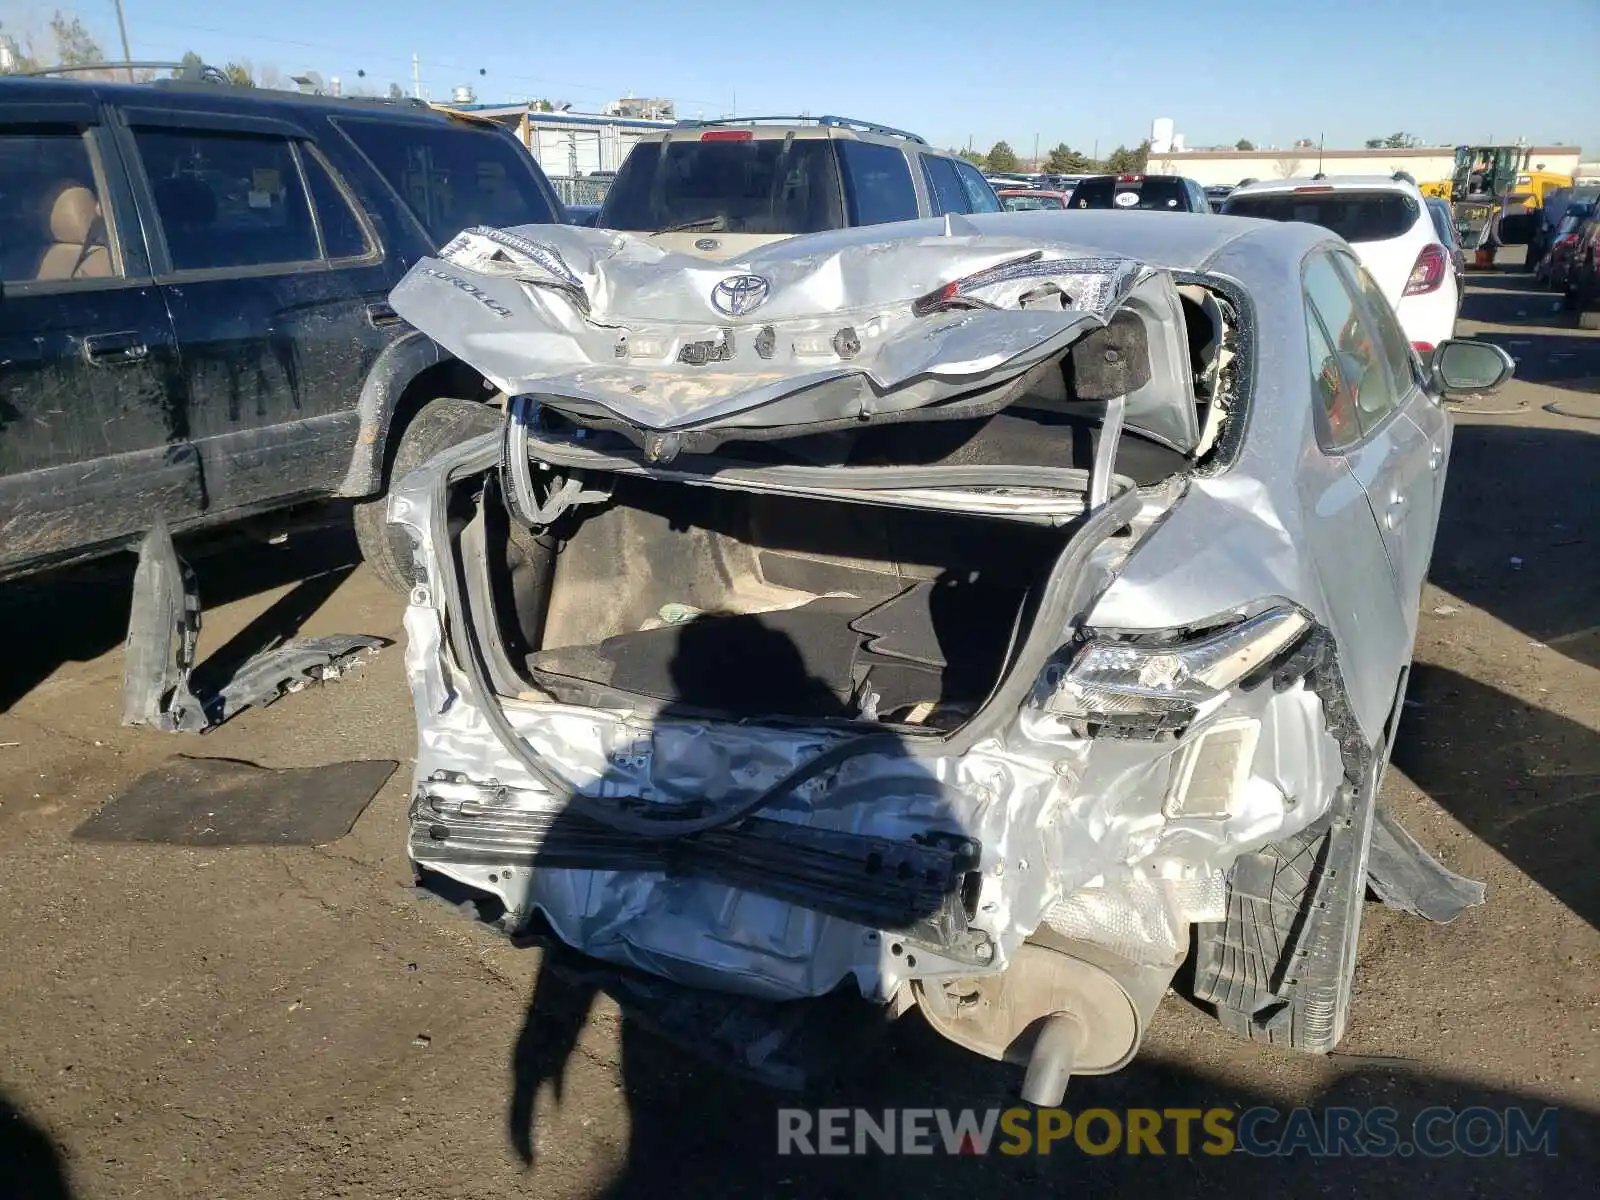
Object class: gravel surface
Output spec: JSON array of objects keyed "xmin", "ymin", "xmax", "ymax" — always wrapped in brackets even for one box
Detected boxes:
[{"xmin": 1, "ymin": 265, "xmax": 1595, "ymax": 1199}]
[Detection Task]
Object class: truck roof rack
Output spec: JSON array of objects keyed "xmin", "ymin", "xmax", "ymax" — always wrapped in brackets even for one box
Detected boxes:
[
  {"xmin": 817, "ymin": 115, "xmax": 927, "ymax": 144},
  {"xmin": 14, "ymin": 59, "xmax": 228, "ymax": 84},
  {"xmin": 670, "ymin": 113, "xmax": 927, "ymax": 145}
]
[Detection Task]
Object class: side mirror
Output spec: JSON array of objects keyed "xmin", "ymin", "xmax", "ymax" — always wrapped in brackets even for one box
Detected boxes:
[{"xmin": 1430, "ymin": 339, "xmax": 1514, "ymax": 395}]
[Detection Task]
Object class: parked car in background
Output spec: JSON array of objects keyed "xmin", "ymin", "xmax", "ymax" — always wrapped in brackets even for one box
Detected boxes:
[
  {"xmin": 1205, "ymin": 185, "xmax": 1234, "ymax": 213},
  {"xmin": 1425, "ymin": 196, "xmax": 1467, "ymax": 297},
  {"xmin": 1562, "ymin": 206, "xmax": 1600, "ymax": 328},
  {"xmin": 1039, "ymin": 173, "xmax": 1087, "ymax": 193},
  {"xmin": 381, "ymin": 209, "xmax": 1506, "ymax": 1104},
  {"xmin": 1225, "ymin": 174, "xmax": 1459, "ymax": 351},
  {"xmin": 595, "ymin": 115, "xmax": 999, "ymax": 258},
  {"xmin": 565, "ymin": 203, "xmax": 602, "ymax": 227},
  {"xmin": 1071, "ymin": 174, "xmax": 1210, "ymax": 213},
  {"xmin": 997, "ymin": 188, "xmax": 1072, "ymax": 211},
  {"xmin": 1539, "ymin": 202, "xmax": 1594, "ymax": 291},
  {"xmin": 0, "ymin": 68, "xmax": 565, "ymax": 588}
]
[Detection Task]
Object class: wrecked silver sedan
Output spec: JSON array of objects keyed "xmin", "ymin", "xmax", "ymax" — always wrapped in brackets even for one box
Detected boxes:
[{"xmin": 384, "ymin": 212, "xmax": 1504, "ymax": 1102}]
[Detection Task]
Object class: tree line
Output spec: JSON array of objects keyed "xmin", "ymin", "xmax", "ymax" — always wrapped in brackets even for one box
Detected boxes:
[{"xmin": 960, "ymin": 140, "xmax": 1155, "ymax": 177}]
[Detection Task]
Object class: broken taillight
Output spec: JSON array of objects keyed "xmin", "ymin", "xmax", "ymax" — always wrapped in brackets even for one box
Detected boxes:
[{"xmin": 1403, "ymin": 243, "xmax": 1448, "ymax": 297}]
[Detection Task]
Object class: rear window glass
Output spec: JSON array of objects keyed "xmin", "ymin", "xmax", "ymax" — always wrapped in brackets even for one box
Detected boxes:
[
  {"xmin": 1000, "ymin": 194, "xmax": 1065, "ymax": 211},
  {"xmin": 599, "ymin": 137, "xmax": 844, "ymax": 235},
  {"xmin": 336, "ymin": 119, "xmax": 558, "ymax": 245},
  {"xmin": 836, "ymin": 139, "xmax": 917, "ymax": 227},
  {"xmin": 1225, "ymin": 190, "xmax": 1419, "ymax": 242},
  {"xmin": 1073, "ymin": 177, "xmax": 1188, "ymax": 211}
]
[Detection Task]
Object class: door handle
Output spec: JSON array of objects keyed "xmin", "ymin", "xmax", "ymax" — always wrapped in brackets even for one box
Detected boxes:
[
  {"xmin": 82, "ymin": 331, "xmax": 149, "ymax": 365},
  {"xmin": 365, "ymin": 301, "xmax": 401, "ymax": 328},
  {"xmin": 1385, "ymin": 494, "xmax": 1409, "ymax": 531}
]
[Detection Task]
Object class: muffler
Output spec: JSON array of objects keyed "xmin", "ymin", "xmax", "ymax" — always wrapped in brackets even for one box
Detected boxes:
[{"xmin": 912, "ymin": 934, "xmax": 1176, "ymax": 1106}]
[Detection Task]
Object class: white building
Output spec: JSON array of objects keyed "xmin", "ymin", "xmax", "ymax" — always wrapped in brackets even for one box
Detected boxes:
[
  {"xmin": 1150, "ymin": 145, "xmax": 1583, "ymax": 188},
  {"xmin": 439, "ymin": 103, "xmax": 676, "ymax": 177}
]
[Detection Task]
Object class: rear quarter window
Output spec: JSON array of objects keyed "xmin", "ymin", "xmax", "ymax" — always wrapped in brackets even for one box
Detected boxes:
[
  {"xmin": 1226, "ymin": 190, "xmax": 1419, "ymax": 242},
  {"xmin": 836, "ymin": 140, "xmax": 918, "ymax": 226}
]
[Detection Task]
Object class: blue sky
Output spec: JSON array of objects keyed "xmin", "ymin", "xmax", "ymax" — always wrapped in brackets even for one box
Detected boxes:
[{"xmin": 5, "ymin": 0, "xmax": 1595, "ymax": 155}]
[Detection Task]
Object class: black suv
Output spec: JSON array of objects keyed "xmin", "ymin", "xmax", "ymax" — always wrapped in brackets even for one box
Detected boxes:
[
  {"xmin": 1069, "ymin": 174, "xmax": 1210, "ymax": 213},
  {"xmin": 0, "ymin": 71, "xmax": 565, "ymax": 591}
]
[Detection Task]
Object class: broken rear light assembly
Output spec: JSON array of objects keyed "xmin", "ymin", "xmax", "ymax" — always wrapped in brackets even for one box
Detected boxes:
[
  {"xmin": 1036, "ymin": 606, "xmax": 1312, "ymax": 735},
  {"xmin": 1403, "ymin": 243, "xmax": 1448, "ymax": 296}
]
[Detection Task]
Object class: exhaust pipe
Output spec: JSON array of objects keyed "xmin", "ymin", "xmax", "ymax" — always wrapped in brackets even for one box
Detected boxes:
[{"xmin": 1020, "ymin": 1011, "xmax": 1088, "ymax": 1107}]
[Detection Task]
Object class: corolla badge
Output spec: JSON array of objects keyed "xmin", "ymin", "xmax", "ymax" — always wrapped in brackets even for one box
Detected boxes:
[{"xmin": 711, "ymin": 273, "xmax": 770, "ymax": 317}]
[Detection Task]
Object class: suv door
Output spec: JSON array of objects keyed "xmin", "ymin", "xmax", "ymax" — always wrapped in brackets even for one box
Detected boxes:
[
  {"xmin": 0, "ymin": 99, "xmax": 197, "ymax": 578},
  {"xmin": 118, "ymin": 108, "xmax": 401, "ymax": 513},
  {"xmin": 1303, "ymin": 248, "xmax": 1432, "ymax": 639}
]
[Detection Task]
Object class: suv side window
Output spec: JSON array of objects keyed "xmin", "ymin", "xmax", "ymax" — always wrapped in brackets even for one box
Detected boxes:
[
  {"xmin": 0, "ymin": 128, "xmax": 119, "ymax": 284},
  {"xmin": 921, "ymin": 155, "xmax": 971, "ymax": 216},
  {"xmin": 135, "ymin": 129, "xmax": 319, "ymax": 271},
  {"xmin": 1303, "ymin": 250, "xmax": 1399, "ymax": 444},
  {"xmin": 836, "ymin": 140, "xmax": 918, "ymax": 226},
  {"xmin": 954, "ymin": 161, "xmax": 1002, "ymax": 213},
  {"xmin": 335, "ymin": 119, "xmax": 558, "ymax": 244},
  {"xmin": 300, "ymin": 147, "xmax": 374, "ymax": 260}
]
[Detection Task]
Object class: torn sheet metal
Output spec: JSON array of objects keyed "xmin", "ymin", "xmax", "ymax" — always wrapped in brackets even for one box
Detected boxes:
[
  {"xmin": 387, "ymin": 224, "xmax": 1194, "ymax": 439},
  {"xmin": 401, "ymin": 586, "xmax": 1346, "ymax": 1002},
  {"xmin": 120, "ymin": 522, "xmax": 389, "ymax": 734}
]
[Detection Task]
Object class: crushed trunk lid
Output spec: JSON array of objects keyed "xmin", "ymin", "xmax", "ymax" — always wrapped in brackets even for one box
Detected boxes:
[{"xmin": 386, "ymin": 221, "xmax": 1203, "ymax": 456}]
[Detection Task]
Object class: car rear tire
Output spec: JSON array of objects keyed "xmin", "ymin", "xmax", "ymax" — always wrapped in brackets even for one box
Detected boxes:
[{"xmin": 354, "ymin": 396, "xmax": 502, "ymax": 594}]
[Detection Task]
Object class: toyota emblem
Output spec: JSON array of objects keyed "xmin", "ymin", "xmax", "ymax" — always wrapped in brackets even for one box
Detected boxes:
[{"xmin": 711, "ymin": 274, "xmax": 770, "ymax": 317}]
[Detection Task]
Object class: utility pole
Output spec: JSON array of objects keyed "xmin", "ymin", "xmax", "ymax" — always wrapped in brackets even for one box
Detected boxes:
[
  {"xmin": 1033, "ymin": 132, "xmax": 1039, "ymax": 168},
  {"xmin": 1317, "ymin": 132, "xmax": 1325, "ymax": 175},
  {"xmin": 412, "ymin": 53, "xmax": 421, "ymax": 100},
  {"xmin": 112, "ymin": 0, "xmax": 133, "ymax": 82}
]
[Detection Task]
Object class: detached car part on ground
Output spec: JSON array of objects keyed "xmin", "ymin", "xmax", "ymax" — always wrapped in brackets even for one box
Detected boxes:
[{"xmin": 384, "ymin": 213, "xmax": 1499, "ymax": 1102}]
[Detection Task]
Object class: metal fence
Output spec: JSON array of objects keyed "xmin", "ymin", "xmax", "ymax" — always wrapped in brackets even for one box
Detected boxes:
[{"xmin": 548, "ymin": 176, "xmax": 611, "ymax": 207}]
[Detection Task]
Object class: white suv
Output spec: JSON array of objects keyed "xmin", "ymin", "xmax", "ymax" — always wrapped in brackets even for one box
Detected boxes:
[{"xmin": 1223, "ymin": 174, "xmax": 1459, "ymax": 351}]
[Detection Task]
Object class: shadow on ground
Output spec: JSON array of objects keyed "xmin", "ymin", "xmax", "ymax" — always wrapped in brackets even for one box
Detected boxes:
[
  {"xmin": 1428, "ymin": 422, "xmax": 1599, "ymax": 668},
  {"xmin": 1393, "ymin": 663, "xmax": 1598, "ymax": 929},
  {"xmin": 504, "ymin": 965, "xmax": 1594, "ymax": 1197},
  {"xmin": 0, "ymin": 516, "xmax": 363, "ymax": 714},
  {"xmin": 477, "ymin": 594, "xmax": 1596, "ymax": 1196},
  {"xmin": 0, "ymin": 1086, "xmax": 72, "ymax": 1200},
  {"xmin": 1468, "ymin": 331, "xmax": 1600, "ymax": 392}
]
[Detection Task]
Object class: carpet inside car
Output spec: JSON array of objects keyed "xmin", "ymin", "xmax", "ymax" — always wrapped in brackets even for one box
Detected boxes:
[{"xmin": 71, "ymin": 755, "xmax": 397, "ymax": 846}]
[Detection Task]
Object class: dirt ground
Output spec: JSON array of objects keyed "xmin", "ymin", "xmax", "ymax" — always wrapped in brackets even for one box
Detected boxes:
[{"xmin": 2, "ymin": 263, "xmax": 1596, "ymax": 1198}]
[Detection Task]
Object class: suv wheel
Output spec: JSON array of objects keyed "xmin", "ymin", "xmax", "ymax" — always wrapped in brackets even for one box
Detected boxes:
[{"xmin": 354, "ymin": 396, "xmax": 502, "ymax": 594}]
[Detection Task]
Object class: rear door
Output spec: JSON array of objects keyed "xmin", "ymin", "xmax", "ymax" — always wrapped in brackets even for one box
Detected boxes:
[
  {"xmin": 1303, "ymin": 249, "xmax": 1432, "ymax": 640},
  {"xmin": 1342, "ymin": 255, "xmax": 1451, "ymax": 583},
  {"xmin": 119, "ymin": 107, "xmax": 398, "ymax": 513},
  {"xmin": 0, "ymin": 97, "xmax": 197, "ymax": 577}
]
